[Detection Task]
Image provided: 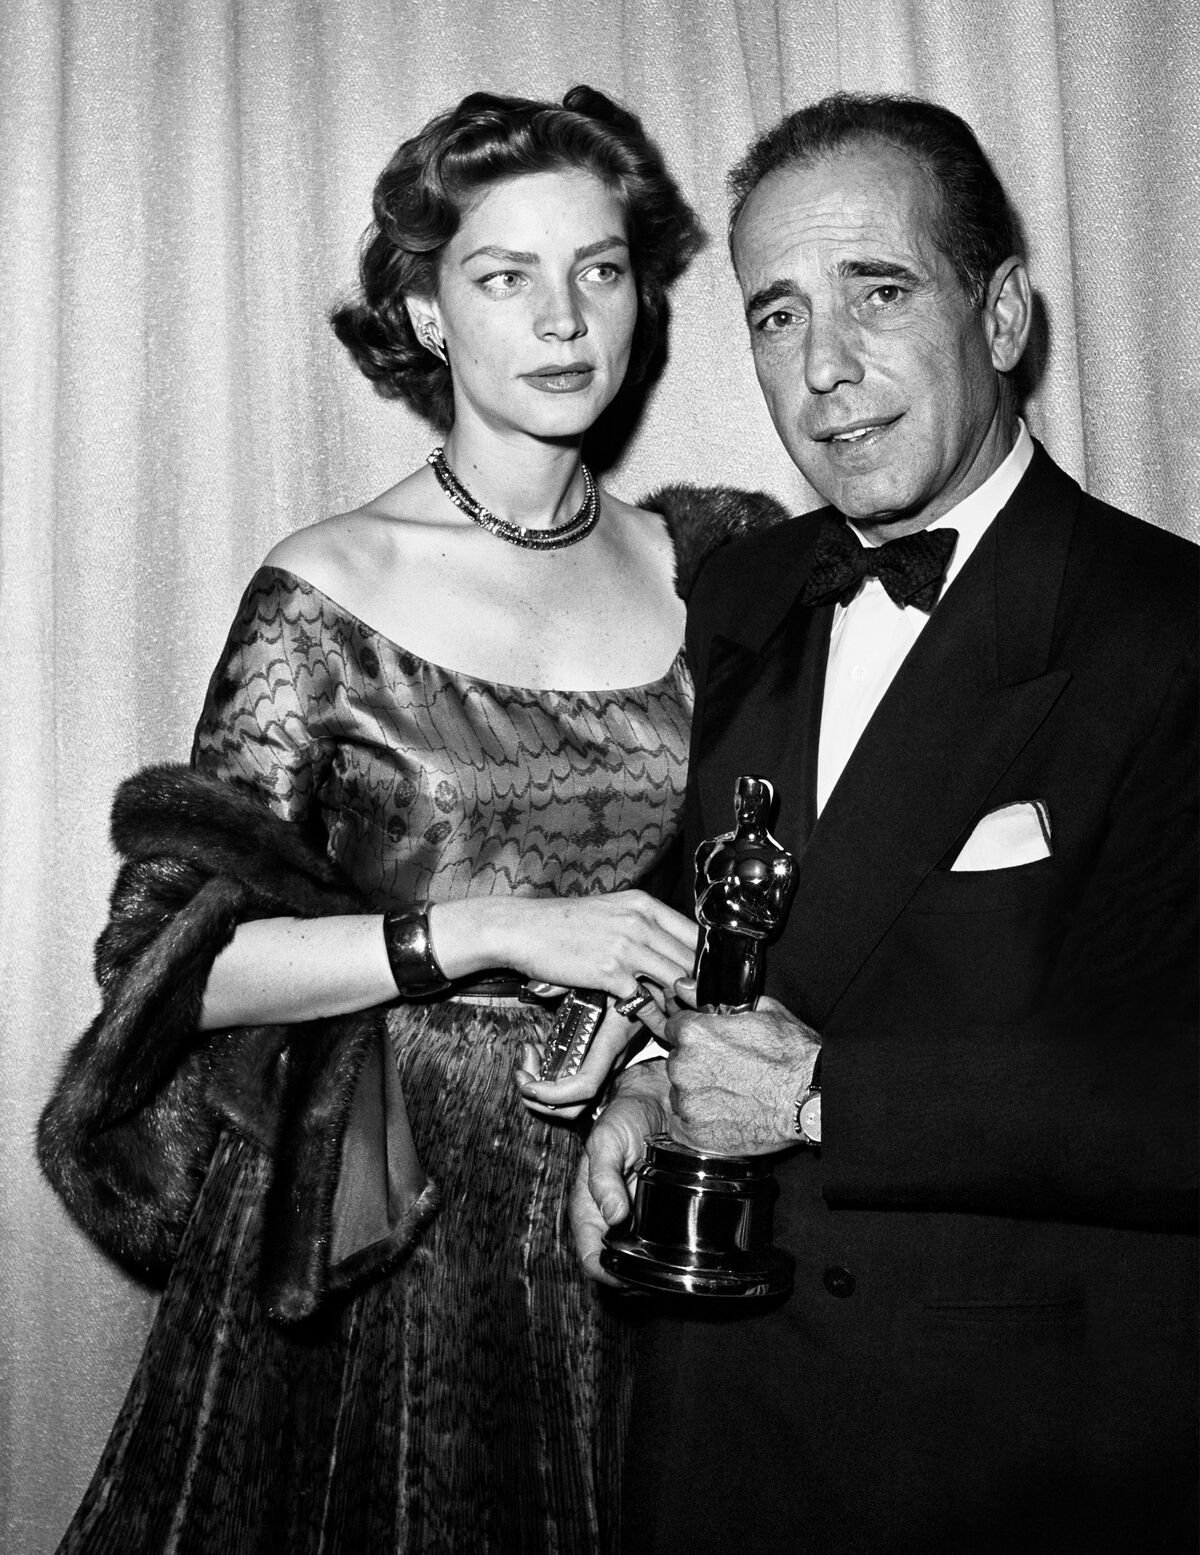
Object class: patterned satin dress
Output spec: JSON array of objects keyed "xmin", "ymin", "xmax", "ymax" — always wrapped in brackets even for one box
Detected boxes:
[{"xmin": 173, "ymin": 565, "xmax": 692, "ymax": 1553}]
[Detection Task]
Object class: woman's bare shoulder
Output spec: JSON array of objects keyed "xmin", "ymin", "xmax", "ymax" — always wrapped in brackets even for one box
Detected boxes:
[
  {"xmin": 263, "ymin": 471, "xmax": 437, "ymax": 594},
  {"xmin": 265, "ymin": 510, "xmax": 384, "ymax": 580},
  {"xmin": 604, "ymin": 489, "xmax": 667, "ymax": 523},
  {"xmin": 602, "ymin": 490, "xmax": 673, "ymax": 552},
  {"xmin": 596, "ymin": 489, "xmax": 677, "ymax": 591}
]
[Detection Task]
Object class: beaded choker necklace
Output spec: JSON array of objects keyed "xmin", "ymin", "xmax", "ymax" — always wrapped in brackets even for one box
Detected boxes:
[{"xmin": 427, "ymin": 446, "xmax": 599, "ymax": 551}]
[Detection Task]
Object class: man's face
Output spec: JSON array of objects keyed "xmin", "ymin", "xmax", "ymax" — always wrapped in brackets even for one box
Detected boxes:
[{"xmin": 732, "ymin": 142, "xmax": 1011, "ymax": 535}]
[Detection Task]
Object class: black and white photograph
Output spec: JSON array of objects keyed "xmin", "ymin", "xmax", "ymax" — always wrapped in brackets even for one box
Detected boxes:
[{"xmin": 1, "ymin": 2, "xmax": 1196, "ymax": 1551}]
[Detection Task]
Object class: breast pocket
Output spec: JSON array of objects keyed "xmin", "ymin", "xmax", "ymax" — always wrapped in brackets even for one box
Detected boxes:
[{"xmin": 883, "ymin": 858, "xmax": 1063, "ymax": 1021}]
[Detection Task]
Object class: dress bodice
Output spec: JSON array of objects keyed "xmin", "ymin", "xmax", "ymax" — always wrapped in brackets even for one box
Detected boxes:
[{"xmin": 191, "ymin": 566, "xmax": 693, "ymax": 908}]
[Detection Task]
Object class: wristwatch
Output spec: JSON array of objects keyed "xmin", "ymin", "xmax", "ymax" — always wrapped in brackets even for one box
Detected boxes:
[{"xmin": 793, "ymin": 1051, "xmax": 822, "ymax": 1146}]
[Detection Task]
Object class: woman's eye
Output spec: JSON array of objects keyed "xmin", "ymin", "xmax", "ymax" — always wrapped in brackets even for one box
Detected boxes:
[
  {"xmin": 479, "ymin": 271, "xmax": 525, "ymax": 294},
  {"xmin": 584, "ymin": 262, "xmax": 625, "ymax": 284}
]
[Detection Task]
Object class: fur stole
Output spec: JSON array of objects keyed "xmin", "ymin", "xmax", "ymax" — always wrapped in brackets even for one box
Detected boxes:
[
  {"xmin": 644, "ymin": 482, "xmax": 792, "ymax": 598},
  {"xmin": 38, "ymin": 765, "xmax": 439, "ymax": 1322},
  {"xmin": 37, "ymin": 484, "xmax": 790, "ymax": 1323}
]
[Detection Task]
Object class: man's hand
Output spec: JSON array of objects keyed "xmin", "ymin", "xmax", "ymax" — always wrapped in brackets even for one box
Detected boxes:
[
  {"xmin": 665, "ymin": 990, "xmax": 819, "ymax": 1155},
  {"xmin": 569, "ymin": 1061, "xmax": 670, "ymax": 1284}
]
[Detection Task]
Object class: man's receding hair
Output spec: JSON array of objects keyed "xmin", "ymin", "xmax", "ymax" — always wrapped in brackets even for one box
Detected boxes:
[{"xmin": 728, "ymin": 93, "xmax": 1020, "ymax": 309}]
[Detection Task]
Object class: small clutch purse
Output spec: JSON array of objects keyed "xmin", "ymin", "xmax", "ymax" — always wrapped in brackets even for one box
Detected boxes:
[{"xmin": 538, "ymin": 988, "xmax": 607, "ymax": 1081}]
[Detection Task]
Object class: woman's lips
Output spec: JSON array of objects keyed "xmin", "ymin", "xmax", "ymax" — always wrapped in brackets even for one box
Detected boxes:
[{"xmin": 521, "ymin": 365, "xmax": 596, "ymax": 393}]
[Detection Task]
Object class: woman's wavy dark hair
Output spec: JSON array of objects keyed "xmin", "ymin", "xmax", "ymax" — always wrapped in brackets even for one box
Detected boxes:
[{"xmin": 331, "ymin": 86, "xmax": 704, "ymax": 430}]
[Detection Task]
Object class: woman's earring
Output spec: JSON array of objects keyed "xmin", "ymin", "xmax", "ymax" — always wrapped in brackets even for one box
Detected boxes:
[{"xmin": 420, "ymin": 324, "xmax": 447, "ymax": 364}]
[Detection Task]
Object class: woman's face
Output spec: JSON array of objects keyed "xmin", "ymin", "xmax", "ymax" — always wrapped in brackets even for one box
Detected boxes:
[{"xmin": 421, "ymin": 168, "xmax": 638, "ymax": 441}]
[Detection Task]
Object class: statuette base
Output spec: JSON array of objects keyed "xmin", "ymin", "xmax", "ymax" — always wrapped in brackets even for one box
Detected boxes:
[{"xmin": 600, "ymin": 1134, "xmax": 794, "ymax": 1299}]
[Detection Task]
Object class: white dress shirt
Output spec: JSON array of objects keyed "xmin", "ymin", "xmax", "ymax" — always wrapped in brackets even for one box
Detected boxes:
[{"xmin": 815, "ymin": 424, "xmax": 1034, "ymax": 816}]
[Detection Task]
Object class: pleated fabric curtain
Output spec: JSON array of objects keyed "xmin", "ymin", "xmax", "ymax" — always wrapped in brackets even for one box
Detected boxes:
[{"xmin": 1, "ymin": 1, "xmax": 1196, "ymax": 1547}]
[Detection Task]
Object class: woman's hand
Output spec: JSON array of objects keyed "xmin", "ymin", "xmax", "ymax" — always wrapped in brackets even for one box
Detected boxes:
[
  {"xmin": 431, "ymin": 890, "xmax": 698, "ymax": 1004},
  {"xmin": 513, "ymin": 1005, "xmax": 655, "ymax": 1120}
]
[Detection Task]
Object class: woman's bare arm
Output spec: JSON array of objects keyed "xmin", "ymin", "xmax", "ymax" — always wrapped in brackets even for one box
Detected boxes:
[{"xmin": 198, "ymin": 892, "xmax": 697, "ymax": 1030}]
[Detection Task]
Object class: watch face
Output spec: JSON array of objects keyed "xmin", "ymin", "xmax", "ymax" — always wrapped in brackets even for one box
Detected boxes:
[{"xmin": 798, "ymin": 1092, "xmax": 822, "ymax": 1145}]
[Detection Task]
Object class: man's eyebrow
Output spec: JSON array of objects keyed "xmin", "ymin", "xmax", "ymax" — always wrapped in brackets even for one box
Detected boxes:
[
  {"xmin": 744, "ymin": 279, "xmax": 800, "ymax": 318},
  {"xmin": 837, "ymin": 257, "xmax": 923, "ymax": 285},
  {"xmin": 460, "ymin": 235, "xmax": 629, "ymax": 267}
]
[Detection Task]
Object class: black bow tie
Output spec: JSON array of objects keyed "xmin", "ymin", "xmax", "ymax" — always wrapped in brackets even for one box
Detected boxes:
[{"xmin": 799, "ymin": 519, "xmax": 959, "ymax": 612}]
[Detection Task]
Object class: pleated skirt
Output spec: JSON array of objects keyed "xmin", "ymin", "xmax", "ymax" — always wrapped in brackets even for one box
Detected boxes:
[{"xmin": 56, "ymin": 999, "xmax": 632, "ymax": 1554}]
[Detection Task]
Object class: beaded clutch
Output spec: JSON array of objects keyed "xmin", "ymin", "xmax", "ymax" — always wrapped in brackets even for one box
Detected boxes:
[{"xmin": 538, "ymin": 988, "xmax": 607, "ymax": 1081}]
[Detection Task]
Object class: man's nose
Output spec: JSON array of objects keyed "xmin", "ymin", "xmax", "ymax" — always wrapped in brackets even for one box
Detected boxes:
[{"xmin": 803, "ymin": 310, "xmax": 864, "ymax": 393}]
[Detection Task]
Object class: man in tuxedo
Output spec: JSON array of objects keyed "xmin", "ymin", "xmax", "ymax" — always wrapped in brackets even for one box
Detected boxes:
[{"xmin": 570, "ymin": 94, "xmax": 1198, "ymax": 1553}]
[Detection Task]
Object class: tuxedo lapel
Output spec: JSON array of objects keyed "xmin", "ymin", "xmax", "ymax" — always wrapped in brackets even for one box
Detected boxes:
[
  {"xmin": 778, "ymin": 449, "xmax": 1078, "ymax": 1027},
  {"xmin": 697, "ymin": 604, "xmax": 832, "ymax": 861},
  {"xmin": 689, "ymin": 515, "xmax": 828, "ymax": 858}
]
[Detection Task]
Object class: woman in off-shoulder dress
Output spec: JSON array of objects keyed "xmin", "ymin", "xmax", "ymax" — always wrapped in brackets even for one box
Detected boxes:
[{"xmin": 39, "ymin": 86, "xmax": 749, "ymax": 1555}]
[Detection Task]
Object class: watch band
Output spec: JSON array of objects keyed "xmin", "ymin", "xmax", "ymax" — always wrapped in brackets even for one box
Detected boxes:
[{"xmin": 794, "ymin": 1049, "xmax": 822, "ymax": 1146}]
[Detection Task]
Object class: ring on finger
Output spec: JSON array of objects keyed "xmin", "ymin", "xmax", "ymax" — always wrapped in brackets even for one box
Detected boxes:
[{"xmin": 614, "ymin": 986, "xmax": 654, "ymax": 1018}]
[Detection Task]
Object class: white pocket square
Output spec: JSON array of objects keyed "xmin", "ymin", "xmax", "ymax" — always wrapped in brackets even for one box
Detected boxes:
[{"xmin": 951, "ymin": 800, "xmax": 1052, "ymax": 872}]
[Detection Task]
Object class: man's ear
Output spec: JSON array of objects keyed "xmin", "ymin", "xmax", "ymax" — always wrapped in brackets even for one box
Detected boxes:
[{"xmin": 983, "ymin": 257, "xmax": 1032, "ymax": 374}]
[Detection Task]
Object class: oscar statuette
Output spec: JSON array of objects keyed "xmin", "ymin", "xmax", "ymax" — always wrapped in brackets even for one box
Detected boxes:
[{"xmin": 601, "ymin": 775, "xmax": 799, "ymax": 1297}]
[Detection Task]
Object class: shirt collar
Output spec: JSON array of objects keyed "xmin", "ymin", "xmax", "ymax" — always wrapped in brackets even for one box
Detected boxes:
[{"xmin": 848, "ymin": 421, "xmax": 1034, "ymax": 591}]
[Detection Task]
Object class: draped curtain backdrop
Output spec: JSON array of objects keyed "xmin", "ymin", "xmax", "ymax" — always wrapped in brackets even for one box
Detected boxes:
[{"xmin": 2, "ymin": 1, "xmax": 1196, "ymax": 1546}]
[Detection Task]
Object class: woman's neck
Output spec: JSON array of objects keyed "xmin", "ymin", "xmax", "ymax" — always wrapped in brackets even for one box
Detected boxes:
[{"xmin": 438, "ymin": 427, "xmax": 588, "ymax": 530}]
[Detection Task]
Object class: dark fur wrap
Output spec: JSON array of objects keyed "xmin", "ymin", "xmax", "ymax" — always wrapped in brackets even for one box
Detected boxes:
[
  {"xmin": 37, "ymin": 764, "xmax": 441, "ymax": 1322},
  {"xmin": 36, "ymin": 484, "xmax": 790, "ymax": 1323},
  {"xmin": 644, "ymin": 482, "xmax": 792, "ymax": 598}
]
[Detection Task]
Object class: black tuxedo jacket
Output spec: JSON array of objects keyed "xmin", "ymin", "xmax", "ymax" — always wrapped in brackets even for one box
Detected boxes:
[{"xmin": 625, "ymin": 446, "xmax": 1198, "ymax": 1555}]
